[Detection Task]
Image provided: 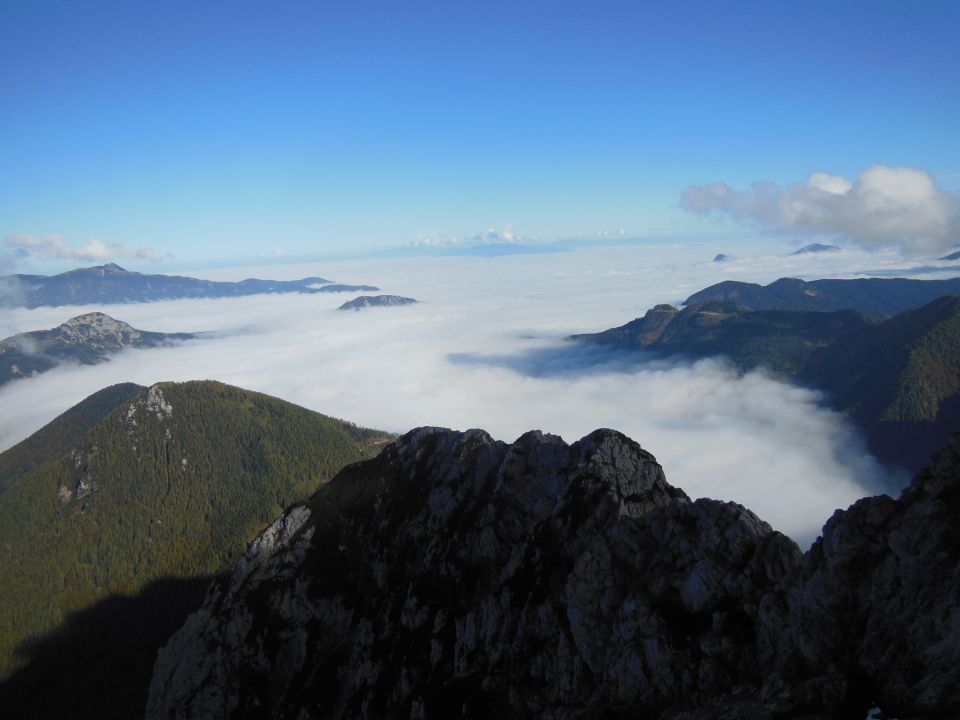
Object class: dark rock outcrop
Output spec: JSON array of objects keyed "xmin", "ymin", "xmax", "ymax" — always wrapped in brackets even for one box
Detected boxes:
[
  {"xmin": 146, "ymin": 428, "xmax": 800, "ymax": 718},
  {"xmin": 338, "ymin": 294, "xmax": 418, "ymax": 311},
  {"xmin": 770, "ymin": 431, "xmax": 960, "ymax": 717},
  {"xmin": 146, "ymin": 428, "xmax": 960, "ymax": 719}
]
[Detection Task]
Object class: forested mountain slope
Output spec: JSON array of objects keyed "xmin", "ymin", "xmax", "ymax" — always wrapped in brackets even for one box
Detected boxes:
[{"xmin": 0, "ymin": 381, "xmax": 390, "ymax": 716}]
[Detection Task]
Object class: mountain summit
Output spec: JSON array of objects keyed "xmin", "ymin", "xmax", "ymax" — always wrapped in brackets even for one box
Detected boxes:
[
  {"xmin": 146, "ymin": 427, "xmax": 960, "ymax": 719},
  {"xmin": 0, "ymin": 312, "xmax": 195, "ymax": 386},
  {"xmin": 0, "ymin": 381, "xmax": 391, "ymax": 716}
]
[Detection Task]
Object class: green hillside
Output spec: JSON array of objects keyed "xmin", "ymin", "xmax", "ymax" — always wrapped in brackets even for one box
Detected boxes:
[
  {"xmin": 0, "ymin": 383, "xmax": 142, "ymax": 494},
  {"xmin": 801, "ymin": 295, "xmax": 960, "ymax": 470},
  {"xmin": 0, "ymin": 380, "xmax": 391, "ymax": 686}
]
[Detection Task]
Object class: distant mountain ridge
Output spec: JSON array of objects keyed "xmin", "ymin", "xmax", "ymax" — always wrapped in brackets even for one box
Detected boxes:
[
  {"xmin": 574, "ymin": 286, "xmax": 960, "ymax": 473},
  {"xmin": 0, "ymin": 312, "xmax": 195, "ymax": 386},
  {"xmin": 684, "ymin": 276, "xmax": 960, "ymax": 317},
  {"xmin": 793, "ymin": 243, "xmax": 840, "ymax": 254},
  {"xmin": 0, "ymin": 381, "xmax": 391, "ymax": 716},
  {"xmin": 574, "ymin": 301, "xmax": 871, "ymax": 375},
  {"xmin": 0, "ymin": 263, "xmax": 378, "ymax": 308}
]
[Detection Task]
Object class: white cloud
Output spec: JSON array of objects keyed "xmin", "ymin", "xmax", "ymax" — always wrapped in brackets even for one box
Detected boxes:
[
  {"xmin": 409, "ymin": 224, "xmax": 524, "ymax": 247},
  {"xmin": 682, "ymin": 165, "xmax": 960, "ymax": 255},
  {"xmin": 0, "ymin": 241, "xmax": 922, "ymax": 547},
  {"xmin": 5, "ymin": 233, "xmax": 161, "ymax": 262}
]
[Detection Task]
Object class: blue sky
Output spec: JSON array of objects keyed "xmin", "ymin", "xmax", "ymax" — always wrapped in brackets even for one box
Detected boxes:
[{"xmin": 2, "ymin": 0, "xmax": 958, "ymax": 268}]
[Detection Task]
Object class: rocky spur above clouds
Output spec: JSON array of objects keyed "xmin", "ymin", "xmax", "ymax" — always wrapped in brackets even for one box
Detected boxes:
[
  {"xmin": 0, "ymin": 312, "xmax": 197, "ymax": 387},
  {"xmin": 337, "ymin": 294, "xmax": 418, "ymax": 311},
  {"xmin": 0, "ymin": 262, "xmax": 378, "ymax": 308},
  {"xmin": 146, "ymin": 424, "xmax": 960, "ymax": 719}
]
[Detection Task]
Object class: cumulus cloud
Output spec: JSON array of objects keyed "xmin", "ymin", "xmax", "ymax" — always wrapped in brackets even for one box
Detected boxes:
[
  {"xmin": 682, "ymin": 165, "xmax": 960, "ymax": 255},
  {"xmin": 5, "ymin": 233, "xmax": 161, "ymax": 262},
  {"xmin": 0, "ymin": 241, "xmax": 920, "ymax": 547}
]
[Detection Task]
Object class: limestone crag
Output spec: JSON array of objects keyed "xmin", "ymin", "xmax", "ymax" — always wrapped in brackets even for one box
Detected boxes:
[
  {"xmin": 147, "ymin": 427, "xmax": 802, "ymax": 719},
  {"xmin": 145, "ymin": 427, "xmax": 960, "ymax": 719},
  {"xmin": 771, "ymin": 432, "xmax": 960, "ymax": 715}
]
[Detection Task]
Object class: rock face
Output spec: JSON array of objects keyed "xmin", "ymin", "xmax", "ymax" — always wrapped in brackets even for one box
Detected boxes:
[
  {"xmin": 772, "ymin": 431, "xmax": 960, "ymax": 716},
  {"xmin": 338, "ymin": 294, "xmax": 418, "ymax": 311},
  {"xmin": 145, "ymin": 428, "xmax": 960, "ymax": 719},
  {"xmin": 146, "ymin": 427, "xmax": 801, "ymax": 718}
]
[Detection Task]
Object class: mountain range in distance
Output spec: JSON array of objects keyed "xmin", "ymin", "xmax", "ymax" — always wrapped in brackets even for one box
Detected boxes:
[
  {"xmin": 0, "ymin": 380, "xmax": 392, "ymax": 718},
  {"xmin": 683, "ymin": 276, "xmax": 960, "ymax": 318},
  {"xmin": 0, "ymin": 263, "xmax": 378, "ymax": 308},
  {"xmin": 793, "ymin": 243, "xmax": 841, "ymax": 254},
  {"xmin": 0, "ymin": 313, "xmax": 196, "ymax": 387},
  {"xmin": 573, "ymin": 277, "xmax": 960, "ymax": 473}
]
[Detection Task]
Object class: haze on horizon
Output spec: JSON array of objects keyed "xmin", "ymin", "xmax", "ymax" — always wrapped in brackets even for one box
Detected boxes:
[{"xmin": 1, "ymin": 1, "xmax": 958, "ymax": 271}]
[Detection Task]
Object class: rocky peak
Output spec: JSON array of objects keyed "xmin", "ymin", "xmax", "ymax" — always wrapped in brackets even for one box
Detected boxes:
[
  {"xmin": 146, "ymin": 428, "xmax": 960, "ymax": 719},
  {"xmin": 57, "ymin": 313, "xmax": 140, "ymax": 345},
  {"xmin": 146, "ymin": 427, "xmax": 799, "ymax": 719}
]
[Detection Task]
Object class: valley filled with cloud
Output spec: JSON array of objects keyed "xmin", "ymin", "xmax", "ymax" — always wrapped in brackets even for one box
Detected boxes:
[{"xmin": 3, "ymin": 239, "xmax": 954, "ymax": 545}]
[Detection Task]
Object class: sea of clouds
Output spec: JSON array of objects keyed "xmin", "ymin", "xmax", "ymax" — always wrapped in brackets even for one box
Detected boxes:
[{"xmin": 3, "ymin": 238, "xmax": 955, "ymax": 545}]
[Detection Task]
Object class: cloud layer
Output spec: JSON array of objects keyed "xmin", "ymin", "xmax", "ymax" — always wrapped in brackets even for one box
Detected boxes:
[
  {"xmin": 5, "ymin": 234, "xmax": 161, "ymax": 263},
  {"xmin": 683, "ymin": 165, "xmax": 960, "ymax": 255},
  {"xmin": 0, "ymin": 240, "xmax": 927, "ymax": 546}
]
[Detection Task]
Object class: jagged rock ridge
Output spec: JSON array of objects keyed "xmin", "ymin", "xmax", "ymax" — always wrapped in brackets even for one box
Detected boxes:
[
  {"xmin": 147, "ymin": 427, "xmax": 960, "ymax": 719},
  {"xmin": 147, "ymin": 427, "xmax": 800, "ymax": 718}
]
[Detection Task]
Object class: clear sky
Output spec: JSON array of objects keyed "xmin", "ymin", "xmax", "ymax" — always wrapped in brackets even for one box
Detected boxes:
[{"xmin": 2, "ymin": 0, "xmax": 958, "ymax": 268}]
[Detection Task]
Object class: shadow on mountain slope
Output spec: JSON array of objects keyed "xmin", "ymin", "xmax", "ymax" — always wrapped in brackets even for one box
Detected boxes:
[{"xmin": 0, "ymin": 575, "xmax": 216, "ymax": 720}]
